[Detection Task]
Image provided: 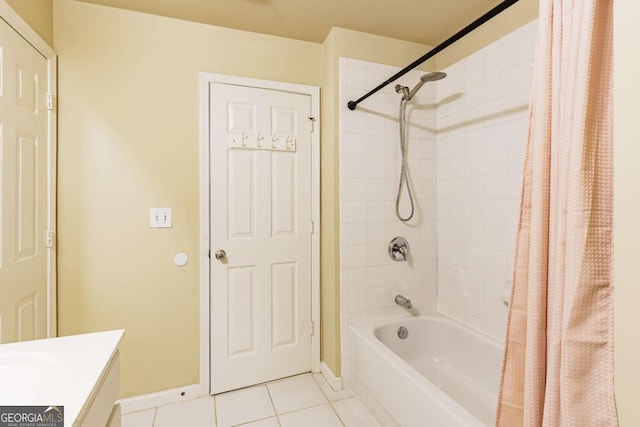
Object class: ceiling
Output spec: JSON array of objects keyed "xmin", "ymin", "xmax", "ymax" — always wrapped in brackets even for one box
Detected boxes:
[{"xmin": 75, "ymin": 0, "xmax": 505, "ymax": 46}]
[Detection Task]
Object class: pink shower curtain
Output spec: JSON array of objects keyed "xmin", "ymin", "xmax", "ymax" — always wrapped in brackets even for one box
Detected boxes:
[{"xmin": 496, "ymin": 1, "xmax": 616, "ymax": 426}]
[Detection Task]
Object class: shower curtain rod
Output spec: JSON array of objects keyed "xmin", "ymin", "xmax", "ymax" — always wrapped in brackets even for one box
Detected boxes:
[{"xmin": 347, "ymin": 0, "xmax": 521, "ymax": 111}]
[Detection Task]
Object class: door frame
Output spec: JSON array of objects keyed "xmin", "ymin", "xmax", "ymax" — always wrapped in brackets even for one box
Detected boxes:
[
  {"xmin": 0, "ymin": 1, "xmax": 58, "ymax": 338},
  {"xmin": 198, "ymin": 72, "xmax": 320, "ymax": 395}
]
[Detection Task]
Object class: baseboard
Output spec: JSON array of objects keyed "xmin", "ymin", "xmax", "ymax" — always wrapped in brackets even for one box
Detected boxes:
[
  {"xmin": 117, "ymin": 384, "xmax": 202, "ymax": 415},
  {"xmin": 320, "ymin": 362, "xmax": 343, "ymax": 391}
]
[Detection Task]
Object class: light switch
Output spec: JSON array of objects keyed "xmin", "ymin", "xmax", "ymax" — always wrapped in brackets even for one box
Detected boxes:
[{"xmin": 150, "ymin": 208, "xmax": 172, "ymax": 228}]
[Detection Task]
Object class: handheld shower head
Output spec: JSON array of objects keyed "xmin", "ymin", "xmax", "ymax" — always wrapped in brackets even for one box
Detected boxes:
[
  {"xmin": 420, "ymin": 71, "xmax": 447, "ymax": 83},
  {"xmin": 394, "ymin": 70, "xmax": 448, "ymax": 222},
  {"xmin": 403, "ymin": 71, "xmax": 448, "ymax": 101}
]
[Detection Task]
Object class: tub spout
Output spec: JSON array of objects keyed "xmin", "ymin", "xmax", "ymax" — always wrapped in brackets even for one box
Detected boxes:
[{"xmin": 395, "ymin": 294, "xmax": 413, "ymax": 309}]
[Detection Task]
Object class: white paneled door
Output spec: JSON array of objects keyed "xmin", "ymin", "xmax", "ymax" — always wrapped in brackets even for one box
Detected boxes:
[
  {"xmin": 0, "ymin": 17, "xmax": 52, "ymax": 343},
  {"xmin": 209, "ymin": 83, "xmax": 313, "ymax": 394}
]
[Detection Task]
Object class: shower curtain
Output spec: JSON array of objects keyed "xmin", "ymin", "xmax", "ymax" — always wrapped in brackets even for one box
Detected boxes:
[{"xmin": 496, "ymin": 1, "xmax": 616, "ymax": 426}]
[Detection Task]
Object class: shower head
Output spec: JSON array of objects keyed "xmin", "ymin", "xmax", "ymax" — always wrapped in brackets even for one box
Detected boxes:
[
  {"xmin": 403, "ymin": 71, "xmax": 448, "ymax": 101},
  {"xmin": 420, "ymin": 71, "xmax": 447, "ymax": 83}
]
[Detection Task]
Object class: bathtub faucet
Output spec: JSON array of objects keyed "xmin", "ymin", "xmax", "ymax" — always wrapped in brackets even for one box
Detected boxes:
[{"xmin": 395, "ymin": 294, "xmax": 413, "ymax": 309}]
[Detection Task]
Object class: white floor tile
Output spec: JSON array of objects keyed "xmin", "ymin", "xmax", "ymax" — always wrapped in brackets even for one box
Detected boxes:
[
  {"xmin": 278, "ymin": 404, "xmax": 343, "ymax": 427},
  {"xmin": 332, "ymin": 397, "xmax": 379, "ymax": 427},
  {"xmin": 121, "ymin": 408, "xmax": 155, "ymax": 427},
  {"xmin": 267, "ymin": 375, "xmax": 328, "ymax": 414},
  {"xmin": 236, "ymin": 417, "xmax": 280, "ymax": 427},
  {"xmin": 215, "ymin": 385, "xmax": 275, "ymax": 427},
  {"xmin": 154, "ymin": 397, "xmax": 215, "ymax": 427},
  {"xmin": 312, "ymin": 374, "xmax": 354, "ymax": 401},
  {"xmin": 123, "ymin": 381, "xmax": 376, "ymax": 427}
]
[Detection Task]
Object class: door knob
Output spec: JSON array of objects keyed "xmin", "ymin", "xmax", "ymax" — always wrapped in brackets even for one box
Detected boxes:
[{"xmin": 214, "ymin": 249, "xmax": 227, "ymax": 260}]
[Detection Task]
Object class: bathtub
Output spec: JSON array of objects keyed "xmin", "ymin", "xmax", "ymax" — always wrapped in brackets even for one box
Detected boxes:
[{"xmin": 349, "ymin": 313, "xmax": 503, "ymax": 427}]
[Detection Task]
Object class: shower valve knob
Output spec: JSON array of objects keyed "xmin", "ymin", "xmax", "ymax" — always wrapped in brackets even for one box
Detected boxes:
[{"xmin": 388, "ymin": 237, "xmax": 410, "ymax": 262}]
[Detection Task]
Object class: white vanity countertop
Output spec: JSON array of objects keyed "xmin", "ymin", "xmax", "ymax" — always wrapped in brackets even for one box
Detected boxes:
[{"xmin": 0, "ymin": 330, "xmax": 125, "ymax": 426}]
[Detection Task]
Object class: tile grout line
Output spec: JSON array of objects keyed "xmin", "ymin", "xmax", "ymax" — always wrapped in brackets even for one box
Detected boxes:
[
  {"xmin": 213, "ymin": 394, "xmax": 219, "ymax": 427},
  {"xmin": 276, "ymin": 401, "xmax": 347, "ymax": 427},
  {"xmin": 310, "ymin": 375, "xmax": 346, "ymax": 426},
  {"xmin": 215, "ymin": 380, "xmax": 286, "ymax": 427},
  {"xmin": 268, "ymin": 374, "xmax": 340, "ymax": 424},
  {"xmin": 263, "ymin": 383, "xmax": 281, "ymax": 427},
  {"xmin": 313, "ymin": 374, "xmax": 381, "ymax": 427},
  {"xmin": 310, "ymin": 374, "xmax": 332, "ymax": 401},
  {"xmin": 230, "ymin": 414, "xmax": 279, "ymax": 427},
  {"xmin": 274, "ymin": 401, "xmax": 330, "ymax": 417},
  {"xmin": 329, "ymin": 401, "xmax": 347, "ymax": 427},
  {"xmin": 194, "ymin": 374, "xmax": 345, "ymax": 427},
  {"xmin": 332, "ymin": 398, "xmax": 382, "ymax": 427}
]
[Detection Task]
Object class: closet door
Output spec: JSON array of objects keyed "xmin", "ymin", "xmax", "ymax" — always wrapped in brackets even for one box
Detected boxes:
[{"xmin": 0, "ymin": 16, "xmax": 52, "ymax": 343}]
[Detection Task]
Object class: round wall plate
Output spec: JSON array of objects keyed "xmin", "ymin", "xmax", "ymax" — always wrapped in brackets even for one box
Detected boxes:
[{"xmin": 174, "ymin": 252, "xmax": 189, "ymax": 266}]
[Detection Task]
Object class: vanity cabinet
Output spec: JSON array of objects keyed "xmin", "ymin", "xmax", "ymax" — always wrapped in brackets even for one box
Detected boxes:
[{"xmin": 0, "ymin": 330, "xmax": 125, "ymax": 427}]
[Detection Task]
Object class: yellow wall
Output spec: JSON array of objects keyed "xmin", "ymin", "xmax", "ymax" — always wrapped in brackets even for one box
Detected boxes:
[
  {"xmin": 436, "ymin": 0, "xmax": 539, "ymax": 69},
  {"xmin": 320, "ymin": 31, "xmax": 340, "ymax": 374},
  {"xmin": 54, "ymin": 0, "xmax": 434, "ymax": 391},
  {"xmin": 53, "ymin": 0, "xmax": 321, "ymax": 398},
  {"xmin": 614, "ymin": 1, "xmax": 640, "ymax": 424},
  {"xmin": 52, "ymin": 0, "xmax": 540, "ymax": 393},
  {"xmin": 5, "ymin": 0, "xmax": 53, "ymax": 45},
  {"xmin": 320, "ymin": 27, "xmax": 433, "ymax": 375}
]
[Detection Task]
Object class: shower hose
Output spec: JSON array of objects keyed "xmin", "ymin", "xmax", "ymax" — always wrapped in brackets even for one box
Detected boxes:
[{"xmin": 396, "ymin": 97, "xmax": 415, "ymax": 222}]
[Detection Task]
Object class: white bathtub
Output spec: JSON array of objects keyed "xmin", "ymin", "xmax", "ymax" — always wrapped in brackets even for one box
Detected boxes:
[{"xmin": 349, "ymin": 313, "xmax": 503, "ymax": 427}]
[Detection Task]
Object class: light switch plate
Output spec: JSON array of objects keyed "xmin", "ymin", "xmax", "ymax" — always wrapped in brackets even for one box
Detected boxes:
[{"xmin": 150, "ymin": 208, "xmax": 172, "ymax": 228}]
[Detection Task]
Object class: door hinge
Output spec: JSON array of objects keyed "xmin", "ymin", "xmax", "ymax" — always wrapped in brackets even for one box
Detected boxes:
[
  {"xmin": 46, "ymin": 93, "xmax": 54, "ymax": 110},
  {"xmin": 46, "ymin": 230, "xmax": 54, "ymax": 248},
  {"xmin": 208, "ymin": 249, "xmax": 211, "ymax": 259},
  {"xmin": 309, "ymin": 116, "xmax": 316, "ymax": 133},
  {"xmin": 310, "ymin": 220, "xmax": 315, "ymax": 234},
  {"xmin": 310, "ymin": 321, "xmax": 315, "ymax": 336}
]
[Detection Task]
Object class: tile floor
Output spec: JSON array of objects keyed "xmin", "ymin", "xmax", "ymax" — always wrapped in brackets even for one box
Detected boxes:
[{"xmin": 122, "ymin": 373, "xmax": 379, "ymax": 427}]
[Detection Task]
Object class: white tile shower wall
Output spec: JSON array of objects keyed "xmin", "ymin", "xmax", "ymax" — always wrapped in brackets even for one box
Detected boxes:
[
  {"xmin": 339, "ymin": 58, "xmax": 439, "ymax": 382},
  {"xmin": 435, "ymin": 20, "xmax": 538, "ymax": 340}
]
